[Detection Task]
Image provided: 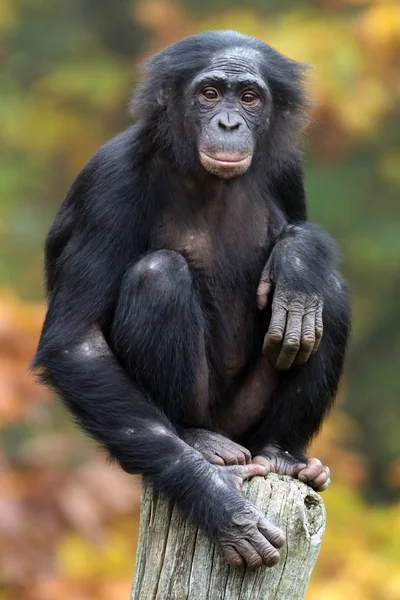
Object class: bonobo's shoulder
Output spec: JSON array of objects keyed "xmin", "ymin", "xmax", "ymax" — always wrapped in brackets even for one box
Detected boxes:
[
  {"xmin": 69, "ymin": 126, "xmax": 142, "ymax": 208},
  {"xmin": 89, "ymin": 125, "xmax": 140, "ymax": 178},
  {"xmin": 58, "ymin": 125, "xmax": 148, "ymax": 238}
]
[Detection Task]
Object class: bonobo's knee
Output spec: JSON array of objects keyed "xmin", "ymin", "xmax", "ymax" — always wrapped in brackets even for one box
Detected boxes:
[
  {"xmin": 126, "ymin": 250, "xmax": 192, "ymax": 295},
  {"xmin": 323, "ymin": 271, "xmax": 350, "ymax": 327}
]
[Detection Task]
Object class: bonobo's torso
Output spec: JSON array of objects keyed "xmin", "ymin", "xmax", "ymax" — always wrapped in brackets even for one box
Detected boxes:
[{"xmin": 154, "ymin": 176, "xmax": 275, "ymax": 403}]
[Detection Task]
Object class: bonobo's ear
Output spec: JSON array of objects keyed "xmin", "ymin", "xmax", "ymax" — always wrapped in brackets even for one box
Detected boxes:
[{"xmin": 157, "ymin": 88, "xmax": 169, "ymax": 106}]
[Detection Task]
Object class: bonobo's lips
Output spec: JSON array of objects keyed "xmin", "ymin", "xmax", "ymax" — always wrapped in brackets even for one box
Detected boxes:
[{"xmin": 199, "ymin": 150, "xmax": 253, "ymax": 178}]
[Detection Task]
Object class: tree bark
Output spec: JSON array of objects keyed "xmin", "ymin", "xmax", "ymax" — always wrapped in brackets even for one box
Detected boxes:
[{"xmin": 130, "ymin": 473, "xmax": 325, "ymax": 600}]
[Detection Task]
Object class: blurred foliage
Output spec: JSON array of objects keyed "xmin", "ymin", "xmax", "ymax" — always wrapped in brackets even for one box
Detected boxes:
[{"xmin": 0, "ymin": 0, "xmax": 400, "ymax": 598}]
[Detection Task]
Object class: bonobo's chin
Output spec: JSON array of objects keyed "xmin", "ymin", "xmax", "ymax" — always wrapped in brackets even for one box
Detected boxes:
[{"xmin": 199, "ymin": 151, "xmax": 253, "ymax": 179}]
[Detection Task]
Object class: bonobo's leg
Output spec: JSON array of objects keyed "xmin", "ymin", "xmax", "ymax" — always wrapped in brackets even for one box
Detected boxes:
[
  {"xmin": 111, "ymin": 250, "xmax": 252, "ymax": 464},
  {"xmin": 227, "ymin": 272, "xmax": 349, "ymax": 492},
  {"xmin": 250, "ymin": 272, "xmax": 350, "ymax": 491},
  {"xmin": 108, "ymin": 250, "xmax": 284, "ymax": 566},
  {"xmin": 110, "ymin": 250, "xmax": 208, "ymax": 424}
]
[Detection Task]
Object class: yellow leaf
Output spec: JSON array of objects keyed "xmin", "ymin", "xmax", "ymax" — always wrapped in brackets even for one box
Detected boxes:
[
  {"xmin": 0, "ymin": 0, "xmax": 15, "ymax": 29},
  {"xmin": 56, "ymin": 534, "xmax": 98, "ymax": 578}
]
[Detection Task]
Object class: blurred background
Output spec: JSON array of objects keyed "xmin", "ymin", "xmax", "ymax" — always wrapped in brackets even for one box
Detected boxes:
[{"xmin": 1, "ymin": 1, "xmax": 399, "ymax": 599}]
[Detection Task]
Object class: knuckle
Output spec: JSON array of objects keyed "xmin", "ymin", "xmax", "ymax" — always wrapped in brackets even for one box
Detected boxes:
[
  {"xmin": 265, "ymin": 551, "xmax": 280, "ymax": 566},
  {"xmin": 301, "ymin": 337, "xmax": 315, "ymax": 350},
  {"xmin": 237, "ymin": 453, "xmax": 245, "ymax": 464},
  {"xmin": 273, "ymin": 290, "xmax": 288, "ymax": 304},
  {"xmin": 248, "ymin": 553, "xmax": 263, "ymax": 567},
  {"xmin": 272, "ymin": 294, "xmax": 287, "ymax": 307},
  {"xmin": 276, "ymin": 359, "xmax": 292, "ymax": 371},
  {"xmin": 307, "ymin": 298, "xmax": 320, "ymax": 310},
  {"xmin": 267, "ymin": 330, "xmax": 284, "ymax": 344},
  {"xmin": 289, "ymin": 299, "xmax": 304, "ymax": 311},
  {"xmin": 284, "ymin": 337, "xmax": 300, "ymax": 351},
  {"xmin": 273, "ymin": 531, "xmax": 286, "ymax": 548},
  {"xmin": 302, "ymin": 329, "xmax": 315, "ymax": 341}
]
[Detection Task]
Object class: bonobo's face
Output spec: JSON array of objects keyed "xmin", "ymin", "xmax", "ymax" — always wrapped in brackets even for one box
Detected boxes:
[{"xmin": 188, "ymin": 48, "xmax": 271, "ymax": 179}]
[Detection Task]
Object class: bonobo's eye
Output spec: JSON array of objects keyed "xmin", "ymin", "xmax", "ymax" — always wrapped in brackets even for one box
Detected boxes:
[
  {"xmin": 240, "ymin": 90, "xmax": 261, "ymax": 107},
  {"xmin": 199, "ymin": 87, "xmax": 220, "ymax": 104}
]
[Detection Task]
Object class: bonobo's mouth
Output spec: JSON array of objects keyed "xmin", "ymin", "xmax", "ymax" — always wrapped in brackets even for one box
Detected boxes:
[{"xmin": 199, "ymin": 151, "xmax": 253, "ymax": 179}]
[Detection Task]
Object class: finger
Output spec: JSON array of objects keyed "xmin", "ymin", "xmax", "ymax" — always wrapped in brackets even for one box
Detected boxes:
[
  {"xmin": 294, "ymin": 311, "xmax": 316, "ymax": 365},
  {"xmin": 256, "ymin": 278, "xmax": 273, "ymax": 311},
  {"xmin": 226, "ymin": 463, "xmax": 267, "ymax": 481},
  {"xmin": 263, "ymin": 304, "xmax": 287, "ymax": 360},
  {"xmin": 256, "ymin": 259, "xmax": 273, "ymax": 310},
  {"xmin": 257, "ymin": 517, "xmax": 285, "ymax": 549},
  {"xmin": 313, "ymin": 302, "xmax": 324, "ymax": 354},
  {"xmin": 252, "ymin": 456, "xmax": 272, "ymax": 472},
  {"xmin": 276, "ymin": 309, "xmax": 302, "ymax": 370},
  {"xmin": 235, "ymin": 539, "xmax": 264, "ymax": 568},
  {"xmin": 222, "ymin": 545, "xmax": 245, "ymax": 567},
  {"xmin": 209, "ymin": 455, "xmax": 225, "ymax": 466},
  {"xmin": 297, "ymin": 458, "xmax": 324, "ymax": 482},
  {"xmin": 247, "ymin": 530, "xmax": 281, "ymax": 566}
]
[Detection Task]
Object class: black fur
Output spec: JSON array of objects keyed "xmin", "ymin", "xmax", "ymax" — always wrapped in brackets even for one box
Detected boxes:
[{"xmin": 33, "ymin": 31, "xmax": 350, "ymax": 540}]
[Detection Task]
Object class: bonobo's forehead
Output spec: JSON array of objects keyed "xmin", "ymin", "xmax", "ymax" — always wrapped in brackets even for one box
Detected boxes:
[
  {"xmin": 209, "ymin": 47, "xmax": 262, "ymax": 77},
  {"xmin": 192, "ymin": 47, "xmax": 266, "ymax": 90}
]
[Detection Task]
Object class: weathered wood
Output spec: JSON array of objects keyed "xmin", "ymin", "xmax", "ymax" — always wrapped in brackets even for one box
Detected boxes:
[{"xmin": 130, "ymin": 473, "xmax": 325, "ymax": 600}]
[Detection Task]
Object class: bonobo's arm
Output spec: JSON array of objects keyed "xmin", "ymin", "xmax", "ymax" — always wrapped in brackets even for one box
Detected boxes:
[
  {"xmin": 258, "ymin": 162, "xmax": 339, "ymax": 370},
  {"xmin": 270, "ymin": 159, "xmax": 307, "ymax": 223},
  {"xmin": 33, "ymin": 156, "xmax": 284, "ymax": 568}
]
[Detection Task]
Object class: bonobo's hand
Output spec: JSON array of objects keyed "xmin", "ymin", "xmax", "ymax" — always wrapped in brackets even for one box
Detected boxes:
[
  {"xmin": 214, "ymin": 463, "xmax": 285, "ymax": 567},
  {"xmin": 183, "ymin": 428, "xmax": 251, "ymax": 465},
  {"xmin": 257, "ymin": 258, "xmax": 323, "ymax": 370}
]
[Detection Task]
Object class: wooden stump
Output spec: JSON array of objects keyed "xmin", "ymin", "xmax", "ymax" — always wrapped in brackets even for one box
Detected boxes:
[{"xmin": 130, "ymin": 473, "xmax": 325, "ymax": 600}]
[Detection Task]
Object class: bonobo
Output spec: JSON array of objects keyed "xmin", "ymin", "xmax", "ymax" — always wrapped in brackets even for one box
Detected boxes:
[{"xmin": 34, "ymin": 31, "xmax": 350, "ymax": 568}]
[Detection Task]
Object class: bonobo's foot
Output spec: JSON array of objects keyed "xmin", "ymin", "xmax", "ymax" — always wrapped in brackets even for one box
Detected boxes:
[
  {"xmin": 183, "ymin": 428, "xmax": 251, "ymax": 465},
  {"xmin": 215, "ymin": 463, "xmax": 285, "ymax": 567},
  {"xmin": 253, "ymin": 445, "xmax": 330, "ymax": 492}
]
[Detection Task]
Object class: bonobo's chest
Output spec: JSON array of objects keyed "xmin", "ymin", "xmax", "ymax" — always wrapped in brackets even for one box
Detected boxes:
[{"xmin": 156, "ymin": 193, "xmax": 270, "ymax": 274}]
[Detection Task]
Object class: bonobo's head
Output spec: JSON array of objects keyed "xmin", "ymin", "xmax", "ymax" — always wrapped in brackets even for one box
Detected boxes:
[
  {"xmin": 132, "ymin": 31, "xmax": 310, "ymax": 179},
  {"xmin": 190, "ymin": 47, "xmax": 270, "ymax": 179}
]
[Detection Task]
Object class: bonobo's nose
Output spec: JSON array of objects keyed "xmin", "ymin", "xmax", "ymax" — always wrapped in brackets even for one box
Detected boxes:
[{"xmin": 218, "ymin": 113, "xmax": 241, "ymax": 131}]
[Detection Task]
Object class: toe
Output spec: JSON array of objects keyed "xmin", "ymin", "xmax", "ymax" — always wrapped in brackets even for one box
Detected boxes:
[
  {"xmin": 221, "ymin": 451, "xmax": 239, "ymax": 466},
  {"xmin": 253, "ymin": 456, "xmax": 272, "ymax": 471},
  {"xmin": 297, "ymin": 458, "xmax": 324, "ymax": 482},
  {"xmin": 310, "ymin": 467, "xmax": 330, "ymax": 492},
  {"xmin": 235, "ymin": 451, "xmax": 247, "ymax": 465},
  {"xmin": 318, "ymin": 478, "xmax": 331, "ymax": 492},
  {"xmin": 210, "ymin": 455, "xmax": 225, "ymax": 466}
]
